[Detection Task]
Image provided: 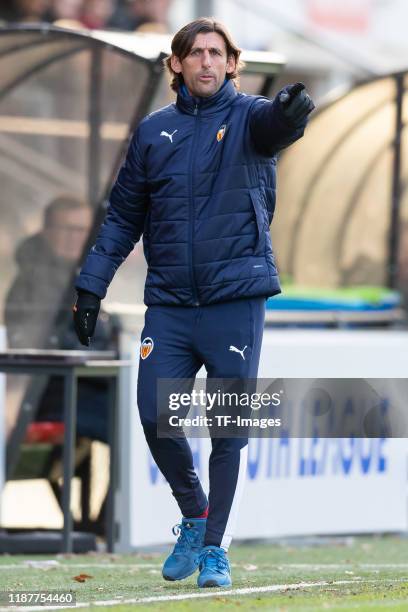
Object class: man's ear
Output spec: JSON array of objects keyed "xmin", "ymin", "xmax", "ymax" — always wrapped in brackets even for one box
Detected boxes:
[
  {"xmin": 170, "ymin": 55, "xmax": 182, "ymax": 74},
  {"xmin": 226, "ymin": 54, "xmax": 236, "ymax": 75}
]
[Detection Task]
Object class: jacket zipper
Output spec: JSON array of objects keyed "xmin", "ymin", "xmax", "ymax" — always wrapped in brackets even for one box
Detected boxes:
[{"xmin": 188, "ymin": 102, "xmax": 200, "ymax": 306}]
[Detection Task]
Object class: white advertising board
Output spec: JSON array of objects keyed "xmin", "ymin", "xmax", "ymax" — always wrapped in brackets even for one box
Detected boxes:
[{"xmin": 116, "ymin": 329, "xmax": 408, "ymax": 551}]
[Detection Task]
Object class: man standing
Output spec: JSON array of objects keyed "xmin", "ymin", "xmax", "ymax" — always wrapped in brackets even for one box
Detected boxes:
[{"xmin": 73, "ymin": 18, "xmax": 314, "ymax": 588}]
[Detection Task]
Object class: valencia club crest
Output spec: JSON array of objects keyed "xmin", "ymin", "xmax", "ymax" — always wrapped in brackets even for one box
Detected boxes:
[
  {"xmin": 140, "ymin": 337, "xmax": 154, "ymax": 359},
  {"xmin": 216, "ymin": 124, "xmax": 226, "ymax": 142}
]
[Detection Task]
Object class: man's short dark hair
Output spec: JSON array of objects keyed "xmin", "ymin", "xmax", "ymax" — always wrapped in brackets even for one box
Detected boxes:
[
  {"xmin": 164, "ymin": 17, "xmax": 244, "ymax": 93},
  {"xmin": 44, "ymin": 195, "xmax": 90, "ymax": 228}
]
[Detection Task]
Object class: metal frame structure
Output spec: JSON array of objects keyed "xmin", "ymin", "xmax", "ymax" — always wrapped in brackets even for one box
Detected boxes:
[
  {"xmin": 282, "ymin": 71, "xmax": 407, "ymax": 289},
  {"xmin": 0, "ymin": 350, "xmax": 122, "ymax": 552},
  {"xmin": 0, "ymin": 27, "xmax": 165, "ymax": 482}
]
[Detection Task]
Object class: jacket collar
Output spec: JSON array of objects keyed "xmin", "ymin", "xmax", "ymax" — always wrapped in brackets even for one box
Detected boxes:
[{"xmin": 176, "ymin": 79, "xmax": 237, "ymax": 116}]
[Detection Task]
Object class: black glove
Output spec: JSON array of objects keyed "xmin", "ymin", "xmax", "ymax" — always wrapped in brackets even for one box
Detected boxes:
[
  {"xmin": 73, "ymin": 290, "xmax": 101, "ymax": 347},
  {"xmin": 279, "ymin": 82, "xmax": 315, "ymax": 126}
]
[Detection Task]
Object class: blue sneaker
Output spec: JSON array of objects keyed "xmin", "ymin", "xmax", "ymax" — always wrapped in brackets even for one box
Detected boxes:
[
  {"xmin": 162, "ymin": 517, "xmax": 206, "ymax": 581},
  {"xmin": 197, "ymin": 545, "xmax": 232, "ymax": 588}
]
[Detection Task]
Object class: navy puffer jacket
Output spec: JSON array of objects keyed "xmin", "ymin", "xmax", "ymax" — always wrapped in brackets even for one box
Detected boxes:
[{"xmin": 76, "ymin": 80, "xmax": 306, "ymax": 305}]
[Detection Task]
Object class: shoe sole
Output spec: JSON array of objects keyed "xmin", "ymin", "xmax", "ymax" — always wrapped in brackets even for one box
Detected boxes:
[
  {"xmin": 162, "ymin": 566, "xmax": 198, "ymax": 581},
  {"xmin": 198, "ymin": 579, "xmax": 231, "ymax": 588}
]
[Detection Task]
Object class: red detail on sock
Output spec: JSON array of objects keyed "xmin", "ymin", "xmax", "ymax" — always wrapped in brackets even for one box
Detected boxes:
[{"xmin": 188, "ymin": 507, "xmax": 208, "ymax": 519}]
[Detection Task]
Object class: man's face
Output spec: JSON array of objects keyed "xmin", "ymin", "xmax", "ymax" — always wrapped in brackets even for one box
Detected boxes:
[
  {"xmin": 44, "ymin": 207, "xmax": 91, "ymax": 261},
  {"xmin": 170, "ymin": 32, "xmax": 236, "ymax": 98},
  {"xmin": 83, "ymin": 0, "xmax": 114, "ymax": 22},
  {"xmin": 53, "ymin": 0, "xmax": 83, "ymax": 19}
]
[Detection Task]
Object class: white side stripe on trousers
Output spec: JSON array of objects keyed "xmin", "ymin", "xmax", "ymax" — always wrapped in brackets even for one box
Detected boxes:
[{"xmin": 221, "ymin": 444, "xmax": 248, "ymax": 551}]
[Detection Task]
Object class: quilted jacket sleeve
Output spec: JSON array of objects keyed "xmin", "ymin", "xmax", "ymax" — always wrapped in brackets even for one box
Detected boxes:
[
  {"xmin": 249, "ymin": 87, "xmax": 308, "ymax": 157},
  {"xmin": 76, "ymin": 126, "xmax": 149, "ymax": 299}
]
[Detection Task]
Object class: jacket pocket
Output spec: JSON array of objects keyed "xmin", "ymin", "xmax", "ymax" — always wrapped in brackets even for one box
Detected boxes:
[
  {"xmin": 262, "ymin": 187, "xmax": 275, "ymax": 225},
  {"xmin": 249, "ymin": 189, "xmax": 266, "ymax": 253}
]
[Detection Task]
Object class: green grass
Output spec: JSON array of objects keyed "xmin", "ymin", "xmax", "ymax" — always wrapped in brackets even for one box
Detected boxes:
[{"xmin": 0, "ymin": 535, "xmax": 407, "ymax": 610}]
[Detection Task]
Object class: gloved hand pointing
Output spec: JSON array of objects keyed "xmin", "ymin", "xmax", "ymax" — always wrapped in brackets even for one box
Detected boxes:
[
  {"xmin": 73, "ymin": 290, "xmax": 101, "ymax": 347},
  {"xmin": 279, "ymin": 82, "xmax": 315, "ymax": 126}
]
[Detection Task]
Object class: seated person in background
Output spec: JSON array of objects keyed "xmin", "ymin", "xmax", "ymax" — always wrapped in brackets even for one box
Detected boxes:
[
  {"xmin": 43, "ymin": 0, "xmax": 82, "ymax": 24},
  {"xmin": 108, "ymin": 0, "xmax": 171, "ymax": 32},
  {"xmin": 0, "ymin": 0, "xmax": 50, "ymax": 22},
  {"xmin": 5, "ymin": 195, "xmax": 119, "ymax": 442},
  {"xmin": 396, "ymin": 221, "xmax": 408, "ymax": 310},
  {"xmin": 81, "ymin": 0, "xmax": 115, "ymax": 30},
  {"xmin": 341, "ymin": 220, "xmax": 408, "ymax": 314}
]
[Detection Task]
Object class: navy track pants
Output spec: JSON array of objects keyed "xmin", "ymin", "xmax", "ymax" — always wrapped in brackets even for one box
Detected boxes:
[{"xmin": 137, "ymin": 297, "xmax": 266, "ymax": 550}]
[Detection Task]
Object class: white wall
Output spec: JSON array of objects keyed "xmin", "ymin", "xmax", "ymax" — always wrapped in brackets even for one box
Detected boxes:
[{"xmin": 116, "ymin": 328, "xmax": 408, "ymax": 550}]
